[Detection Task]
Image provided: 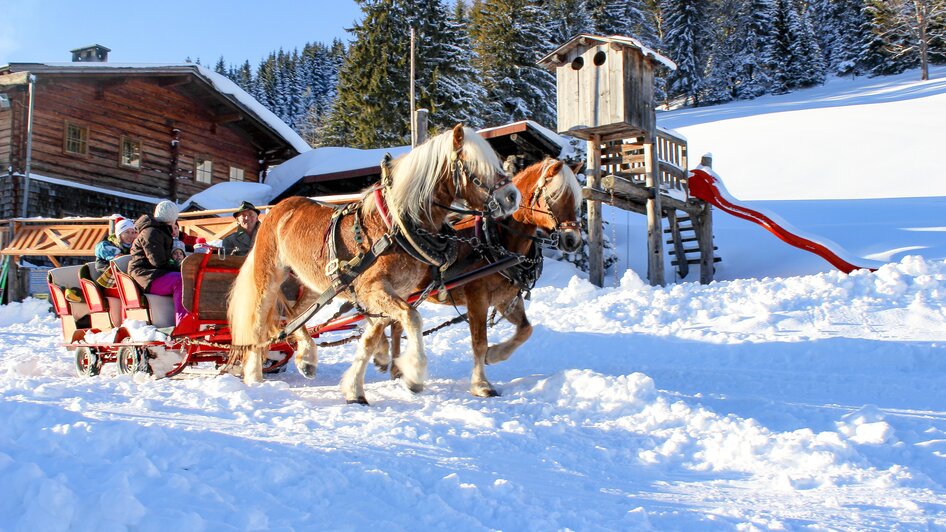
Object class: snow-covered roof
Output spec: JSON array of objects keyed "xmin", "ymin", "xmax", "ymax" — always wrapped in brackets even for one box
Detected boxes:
[
  {"xmin": 265, "ymin": 145, "xmax": 411, "ymax": 200},
  {"xmin": 538, "ymin": 34, "xmax": 676, "ymax": 71},
  {"xmin": 0, "ymin": 62, "xmax": 311, "ymax": 154},
  {"xmin": 179, "ymin": 182, "xmax": 274, "ymax": 213}
]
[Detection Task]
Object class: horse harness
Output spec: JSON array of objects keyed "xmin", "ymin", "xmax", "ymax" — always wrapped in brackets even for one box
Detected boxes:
[{"xmin": 277, "ymin": 150, "xmax": 487, "ymax": 340}]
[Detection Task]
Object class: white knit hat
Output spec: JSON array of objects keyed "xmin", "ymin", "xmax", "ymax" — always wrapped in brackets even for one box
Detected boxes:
[
  {"xmin": 114, "ymin": 218, "xmax": 136, "ymax": 236},
  {"xmin": 153, "ymin": 200, "xmax": 179, "ymax": 223}
]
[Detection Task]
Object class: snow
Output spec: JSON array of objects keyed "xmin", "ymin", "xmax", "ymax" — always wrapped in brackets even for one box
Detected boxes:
[
  {"xmin": 180, "ymin": 182, "xmax": 274, "ymax": 213},
  {"xmin": 264, "ymin": 145, "xmax": 412, "ymax": 200},
  {"xmin": 1, "ymin": 68, "xmax": 946, "ymax": 529}
]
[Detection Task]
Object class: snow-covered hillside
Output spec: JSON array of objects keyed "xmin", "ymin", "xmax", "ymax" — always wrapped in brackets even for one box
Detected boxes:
[{"xmin": 1, "ymin": 68, "xmax": 945, "ymax": 530}]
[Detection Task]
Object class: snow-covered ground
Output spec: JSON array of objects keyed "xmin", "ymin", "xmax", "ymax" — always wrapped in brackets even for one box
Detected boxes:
[{"xmin": 2, "ymin": 68, "xmax": 945, "ymax": 530}]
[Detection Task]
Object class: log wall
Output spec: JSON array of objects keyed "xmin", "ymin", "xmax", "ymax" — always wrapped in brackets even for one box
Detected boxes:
[{"xmin": 8, "ymin": 77, "xmax": 263, "ymax": 202}]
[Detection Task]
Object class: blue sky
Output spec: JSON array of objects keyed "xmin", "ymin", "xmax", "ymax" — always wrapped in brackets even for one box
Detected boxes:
[{"xmin": 1, "ymin": 0, "xmax": 362, "ymax": 67}]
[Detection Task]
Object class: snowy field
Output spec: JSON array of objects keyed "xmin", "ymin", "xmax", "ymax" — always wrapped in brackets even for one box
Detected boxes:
[{"xmin": 1, "ymin": 67, "xmax": 946, "ymax": 530}]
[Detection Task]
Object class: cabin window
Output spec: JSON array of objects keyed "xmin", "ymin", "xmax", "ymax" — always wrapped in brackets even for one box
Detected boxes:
[
  {"xmin": 120, "ymin": 136, "xmax": 142, "ymax": 168},
  {"xmin": 229, "ymin": 166, "xmax": 245, "ymax": 182},
  {"xmin": 64, "ymin": 122, "xmax": 88, "ymax": 155},
  {"xmin": 195, "ymin": 156, "xmax": 213, "ymax": 184}
]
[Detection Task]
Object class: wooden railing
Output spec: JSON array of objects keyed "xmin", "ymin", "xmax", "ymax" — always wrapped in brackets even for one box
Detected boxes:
[
  {"xmin": 598, "ymin": 127, "xmax": 689, "ymax": 195},
  {"xmin": 0, "ymin": 193, "xmax": 363, "ymax": 265}
]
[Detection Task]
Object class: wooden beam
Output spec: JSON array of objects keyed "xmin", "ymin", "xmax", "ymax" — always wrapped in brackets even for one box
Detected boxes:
[
  {"xmin": 644, "ymin": 138, "xmax": 665, "ymax": 286},
  {"xmin": 213, "ymin": 112, "xmax": 243, "ymax": 124},
  {"xmin": 159, "ymin": 76, "xmax": 191, "ymax": 88},
  {"xmin": 582, "ymin": 187, "xmax": 647, "ymax": 215},
  {"xmin": 601, "ymin": 174, "xmax": 702, "ymax": 217},
  {"xmin": 587, "ymin": 134, "xmax": 604, "ymax": 287}
]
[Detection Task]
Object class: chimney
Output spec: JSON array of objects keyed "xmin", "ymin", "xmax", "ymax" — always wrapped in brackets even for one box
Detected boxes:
[{"xmin": 71, "ymin": 45, "xmax": 110, "ymax": 63}]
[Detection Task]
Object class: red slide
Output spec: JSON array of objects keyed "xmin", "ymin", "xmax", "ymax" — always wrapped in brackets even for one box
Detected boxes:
[{"xmin": 688, "ymin": 167, "xmax": 879, "ymax": 274}]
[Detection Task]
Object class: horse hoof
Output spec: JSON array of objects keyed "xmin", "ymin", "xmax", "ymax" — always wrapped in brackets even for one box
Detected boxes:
[
  {"xmin": 373, "ymin": 361, "xmax": 389, "ymax": 374},
  {"xmin": 472, "ymin": 386, "xmax": 500, "ymax": 398},
  {"xmin": 346, "ymin": 397, "xmax": 369, "ymax": 406},
  {"xmin": 390, "ymin": 365, "xmax": 402, "ymax": 380},
  {"xmin": 405, "ymin": 381, "xmax": 424, "ymax": 394},
  {"xmin": 297, "ymin": 362, "xmax": 317, "ymax": 379}
]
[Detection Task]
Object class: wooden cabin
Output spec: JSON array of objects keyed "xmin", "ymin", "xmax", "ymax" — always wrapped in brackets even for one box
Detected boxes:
[
  {"xmin": 0, "ymin": 47, "xmax": 309, "ymax": 220},
  {"xmin": 538, "ymin": 34, "xmax": 675, "ymax": 141}
]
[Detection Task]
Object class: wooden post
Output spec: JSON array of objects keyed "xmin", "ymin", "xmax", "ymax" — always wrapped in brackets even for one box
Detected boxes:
[
  {"xmin": 415, "ymin": 109, "xmax": 428, "ymax": 146},
  {"xmin": 586, "ymin": 135, "xmax": 604, "ymax": 287},
  {"xmin": 409, "ymin": 27, "xmax": 417, "ymax": 147},
  {"xmin": 698, "ymin": 154, "xmax": 715, "ymax": 284},
  {"xmin": 643, "ymin": 136, "xmax": 664, "ymax": 286}
]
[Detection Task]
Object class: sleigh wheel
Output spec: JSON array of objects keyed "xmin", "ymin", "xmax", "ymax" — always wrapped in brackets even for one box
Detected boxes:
[
  {"xmin": 74, "ymin": 346, "xmax": 102, "ymax": 377},
  {"xmin": 117, "ymin": 344, "xmax": 152, "ymax": 376}
]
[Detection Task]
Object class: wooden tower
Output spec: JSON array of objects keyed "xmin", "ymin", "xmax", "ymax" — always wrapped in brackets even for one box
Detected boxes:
[{"xmin": 539, "ymin": 34, "xmax": 689, "ymax": 287}]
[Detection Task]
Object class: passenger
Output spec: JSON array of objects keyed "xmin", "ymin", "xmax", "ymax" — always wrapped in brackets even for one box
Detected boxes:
[
  {"xmin": 221, "ymin": 201, "xmax": 260, "ymax": 256},
  {"xmin": 94, "ymin": 218, "xmax": 138, "ymax": 288},
  {"xmin": 128, "ymin": 200, "xmax": 185, "ymax": 326},
  {"xmin": 170, "ymin": 240, "xmax": 187, "ymax": 264}
]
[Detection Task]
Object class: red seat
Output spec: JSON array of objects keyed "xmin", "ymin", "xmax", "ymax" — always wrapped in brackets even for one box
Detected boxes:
[
  {"xmin": 47, "ymin": 265, "xmax": 91, "ymax": 342},
  {"xmin": 111, "ymin": 255, "xmax": 175, "ymax": 328},
  {"xmin": 78, "ymin": 263, "xmax": 116, "ymax": 331}
]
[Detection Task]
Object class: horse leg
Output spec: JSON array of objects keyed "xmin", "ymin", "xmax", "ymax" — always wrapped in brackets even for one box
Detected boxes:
[
  {"xmin": 485, "ymin": 295, "xmax": 532, "ymax": 365},
  {"xmin": 287, "ymin": 289, "xmax": 318, "ymax": 378},
  {"xmin": 394, "ymin": 305, "xmax": 427, "ymax": 393},
  {"xmin": 340, "ymin": 318, "xmax": 386, "ymax": 404},
  {"xmin": 466, "ymin": 288, "xmax": 498, "ymax": 397},
  {"xmin": 381, "ymin": 322, "xmax": 404, "ymax": 379}
]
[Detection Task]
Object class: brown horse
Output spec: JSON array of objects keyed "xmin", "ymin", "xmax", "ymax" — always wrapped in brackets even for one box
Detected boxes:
[
  {"xmin": 380, "ymin": 158, "xmax": 583, "ymax": 397},
  {"xmin": 227, "ymin": 125, "xmax": 521, "ymax": 403}
]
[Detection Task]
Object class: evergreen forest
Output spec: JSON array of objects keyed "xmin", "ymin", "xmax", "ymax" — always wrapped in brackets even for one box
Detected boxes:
[{"xmin": 202, "ymin": 0, "xmax": 946, "ymax": 149}]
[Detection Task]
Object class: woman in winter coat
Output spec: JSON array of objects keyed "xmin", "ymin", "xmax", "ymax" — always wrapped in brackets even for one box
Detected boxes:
[{"xmin": 128, "ymin": 200, "xmax": 185, "ymax": 325}]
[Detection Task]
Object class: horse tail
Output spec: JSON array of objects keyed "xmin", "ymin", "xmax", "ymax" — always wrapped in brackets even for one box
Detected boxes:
[{"xmin": 227, "ymin": 210, "xmax": 286, "ymax": 372}]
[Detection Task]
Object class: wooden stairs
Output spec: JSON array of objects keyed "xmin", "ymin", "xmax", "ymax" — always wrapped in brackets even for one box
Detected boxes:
[{"xmin": 665, "ymin": 210, "xmax": 720, "ymax": 279}]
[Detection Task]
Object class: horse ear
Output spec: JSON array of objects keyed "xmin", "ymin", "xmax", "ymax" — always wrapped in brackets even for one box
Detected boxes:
[
  {"xmin": 569, "ymin": 161, "xmax": 586, "ymax": 175},
  {"xmin": 546, "ymin": 160, "xmax": 564, "ymax": 177},
  {"xmin": 452, "ymin": 124, "xmax": 465, "ymax": 151}
]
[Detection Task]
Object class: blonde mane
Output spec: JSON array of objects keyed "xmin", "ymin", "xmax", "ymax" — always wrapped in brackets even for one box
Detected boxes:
[
  {"xmin": 362, "ymin": 127, "xmax": 505, "ymax": 225},
  {"xmin": 540, "ymin": 160, "xmax": 582, "ymax": 207}
]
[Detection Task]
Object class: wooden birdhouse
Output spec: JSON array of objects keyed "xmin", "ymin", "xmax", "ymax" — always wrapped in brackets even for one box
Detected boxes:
[{"xmin": 538, "ymin": 34, "xmax": 675, "ymax": 141}]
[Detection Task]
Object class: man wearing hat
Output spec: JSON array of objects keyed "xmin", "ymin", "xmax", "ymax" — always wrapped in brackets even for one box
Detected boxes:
[
  {"xmin": 92, "ymin": 217, "xmax": 139, "ymax": 288},
  {"xmin": 221, "ymin": 200, "xmax": 261, "ymax": 256}
]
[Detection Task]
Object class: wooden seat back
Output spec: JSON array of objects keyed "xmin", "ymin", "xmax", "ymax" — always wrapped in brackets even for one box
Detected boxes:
[
  {"xmin": 181, "ymin": 254, "xmax": 300, "ymax": 321},
  {"xmin": 110, "ymin": 255, "xmax": 150, "ymax": 323},
  {"xmin": 78, "ymin": 262, "xmax": 114, "ymax": 330},
  {"xmin": 47, "ymin": 265, "xmax": 91, "ymax": 341}
]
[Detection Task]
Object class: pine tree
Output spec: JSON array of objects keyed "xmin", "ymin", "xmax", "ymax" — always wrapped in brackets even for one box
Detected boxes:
[
  {"xmin": 767, "ymin": 0, "xmax": 826, "ymax": 92},
  {"xmin": 704, "ymin": 0, "xmax": 774, "ymax": 102},
  {"xmin": 324, "ymin": 0, "xmax": 412, "ymax": 148},
  {"xmin": 547, "ymin": 0, "xmax": 595, "ymax": 45},
  {"xmin": 661, "ymin": 0, "xmax": 710, "ymax": 105},
  {"xmin": 470, "ymin": 0, "xmax": 557, "ymax": 127},
  {"xmin": 406, "ymin": 0, "xmax": 488, "ymax": 131}
]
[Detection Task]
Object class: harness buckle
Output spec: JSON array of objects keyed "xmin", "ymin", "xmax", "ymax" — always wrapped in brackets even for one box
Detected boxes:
[
  {"xmin": 324, "ymin": 259, "xmax": 340, "ymax": 277},
  {"xmin": 372, "ymin": 233, "xmax": 393, "ymax": 255}
]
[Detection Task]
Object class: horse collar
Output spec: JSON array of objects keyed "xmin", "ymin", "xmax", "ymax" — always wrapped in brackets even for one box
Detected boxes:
[{"xmin": 374, "ymin": 186, "xmax": 394, "ymax": 232}]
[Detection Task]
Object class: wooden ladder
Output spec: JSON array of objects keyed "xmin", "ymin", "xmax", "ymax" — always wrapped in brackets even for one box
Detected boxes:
[{"xmin": 665, "ymin": 210, "xmax": 720, "ymax": 279}]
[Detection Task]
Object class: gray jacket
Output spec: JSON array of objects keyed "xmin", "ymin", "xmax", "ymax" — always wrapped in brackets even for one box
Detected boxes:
[{"xmin": 221, "ymin": 222, "xmax": 259, "ymax": 256}]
